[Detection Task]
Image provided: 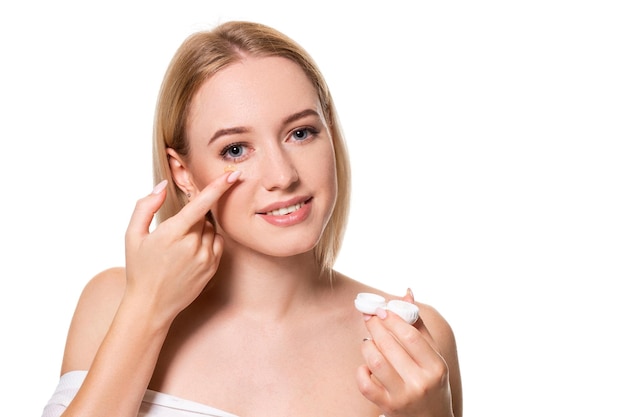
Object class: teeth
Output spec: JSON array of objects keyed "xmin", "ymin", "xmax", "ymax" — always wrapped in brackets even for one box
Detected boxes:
[{"xmin": 266, "ymin": 202, "xmax": 303, "ymax": 216}]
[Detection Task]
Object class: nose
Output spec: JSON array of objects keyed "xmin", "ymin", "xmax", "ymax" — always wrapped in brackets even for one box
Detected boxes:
[{"xmin": 260, "ymin": 146, "xmax": 299, "ymax": 191}]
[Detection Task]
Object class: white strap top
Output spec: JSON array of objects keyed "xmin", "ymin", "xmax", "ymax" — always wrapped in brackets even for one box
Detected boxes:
[{"xmin": 42, "ymin": 370, "xmax": 240, "ymax": 417}]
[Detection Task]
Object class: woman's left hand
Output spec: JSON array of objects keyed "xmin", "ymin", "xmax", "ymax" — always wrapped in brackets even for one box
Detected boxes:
[{"xmin": 356, "ymin": 291, "xmax": 455, "ymax": 417}]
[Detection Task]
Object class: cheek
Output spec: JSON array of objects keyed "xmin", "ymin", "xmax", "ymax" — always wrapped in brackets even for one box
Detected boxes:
[
  {"xmin": 211, "ymin": 182, "xmax": 248, "ymax": 228},
  {"xmin": 312, "ymin": 144, "xmax": 338, "ymax": 189}
]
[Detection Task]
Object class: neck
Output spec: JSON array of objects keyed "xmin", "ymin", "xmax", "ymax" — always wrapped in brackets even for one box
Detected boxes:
[{"xmin": 206, "ymin": 249, "xmax": 332, "ymax": 321}]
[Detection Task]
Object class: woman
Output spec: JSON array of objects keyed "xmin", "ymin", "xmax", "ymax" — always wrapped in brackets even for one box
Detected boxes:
[{"xmin": 42, "ymin": 21, "xmax": 462, "ymax": 417}]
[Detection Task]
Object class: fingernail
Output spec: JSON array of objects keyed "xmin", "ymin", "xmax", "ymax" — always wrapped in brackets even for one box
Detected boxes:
[
  {"xmin": 363, "ymin": 314, "xmax": 373, "ymax": 322},
  {"xmin": 227, "ymin": 170, "xmax": 242, "ymax": 183},
  {"xmin": 375, "ymin": 307, "xmax": 387, "ymax": 320},
  {"xmin": 152, "ymin": 179, "xmax": 167, "ymax": 194},
  {"xmin": 407, "ymin": 287, "xmax": 414, "ymax": 301}
]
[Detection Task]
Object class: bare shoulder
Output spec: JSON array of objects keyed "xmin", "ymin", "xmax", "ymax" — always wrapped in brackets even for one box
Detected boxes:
[
  {"xmin": 414, "ymin": 301, "xmax": 457, "ymax": 353},
  {"xmin": 60, "ymin": 267, "xmax": 127, "ymax": 374}
]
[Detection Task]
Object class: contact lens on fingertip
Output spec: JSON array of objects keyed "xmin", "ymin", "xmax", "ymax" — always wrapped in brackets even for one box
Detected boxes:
[
  {"xmin": 224, "ymin": 164, "xmax": 237, "ymax": 172},
  {"xmin": 354, "ymin": 292, "xmax": 419, "ymax": 324}
]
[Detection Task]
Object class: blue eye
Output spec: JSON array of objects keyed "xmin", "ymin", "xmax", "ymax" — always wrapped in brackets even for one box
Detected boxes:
[
  {"xmin": 293, "ymin": 129, "xmax": 309, "ymax": 140},
  {"xmin": 227, "ymin": 145, "xmax": 243, "ymax": 157},
  {"xmin": 290, "ymin": 127, "xmax": 318, "ymax": 142},
  {"xmin": 220, "ymin": 142, "xmax": 249, "ymax": 162}
]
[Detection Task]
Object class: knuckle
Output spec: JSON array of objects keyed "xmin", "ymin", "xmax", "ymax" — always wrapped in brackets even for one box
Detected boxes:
[
  {"xmin": 133, "ymin": 194, "xmax": 153, "ymax": 212},
  {"xmin": 431, "ymin": 359, "xmax": 450, "ymax": 383},
  {"xmin": 181, "ymin": 236, "xmax": 202, "ymax": 254},
  {"xmin": 406, "ymin": 378, "xmax": 429, "ymax": 398},
  {"xmin": 196, "ymin": 247, "xmax": 211, "ymax": 264},
  {"xmin": 366, "ymin": 352, "xmax": 386, "ymax": 373},
  {"xmin": 403, "ymin": 327, "xmax": 422, "ymax": 345},
  {"xmin": 133, "ymin": 197, "xmax": 145, "ymax": 210},
  {"xmin": 356, "ymin": 376, "xmax": 372, "ymax": 395}
]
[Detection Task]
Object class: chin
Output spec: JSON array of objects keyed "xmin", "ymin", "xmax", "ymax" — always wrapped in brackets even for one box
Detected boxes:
[
  {"xmin": 266, "ymin": 241, "xmax": 319, "ymax": 258},
  {"xmin": 249, "ymin": 232, "xmax": 322, "ymax": 258}
]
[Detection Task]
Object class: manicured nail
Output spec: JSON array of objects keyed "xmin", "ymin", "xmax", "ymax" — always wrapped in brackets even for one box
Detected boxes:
[
  {"xmin": 407, "ymin": 288, "xmax": 414, "ymax": 301},
  {"xmin": 152, "ymin": 179, "xmax": 167, "ymax": 194},
  {"xmin": 227, "ymin": 170, "xmax": 242, "ymax": 183},
  {"xmin": 375, "ymin": 307, "xmax": 387, "ymax": 320}
]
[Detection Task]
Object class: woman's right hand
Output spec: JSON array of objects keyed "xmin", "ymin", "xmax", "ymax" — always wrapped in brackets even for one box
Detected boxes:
[{"xmin": 123, "ymin": 171, "xmax": 240, "ymax": 325}]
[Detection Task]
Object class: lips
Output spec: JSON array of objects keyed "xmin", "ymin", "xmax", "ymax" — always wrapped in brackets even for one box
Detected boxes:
[
  {"xmin": 257, "ymin": 197, "xmax": 312, "ymax": 215},
  {"xmin": 263, "ymin": 202, "xmax": 304, "ymax": 216},
  {"xmin": 256, "ymin": 197, "xmax": 313, "ymax": 226}
]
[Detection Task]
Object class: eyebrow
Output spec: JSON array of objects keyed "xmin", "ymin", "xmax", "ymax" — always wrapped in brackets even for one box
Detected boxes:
[
  {"xmin": 208, "ymin": 126, "xmax": 251, "ymax": 145},
  {"xmin": 207, "ymin": 108, "xmax": 321, "ymax": 145},
  {"xmin": 282, "ymin": 108, "xmax": 320, "ymax": 125}
]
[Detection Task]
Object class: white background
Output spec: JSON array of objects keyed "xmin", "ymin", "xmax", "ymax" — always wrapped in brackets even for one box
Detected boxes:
[{"xmin": 1, "ymin": 1, "xmax": 624, "ymax": 416}]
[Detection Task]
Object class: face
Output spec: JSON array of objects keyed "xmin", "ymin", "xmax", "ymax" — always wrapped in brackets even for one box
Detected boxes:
[{"xmin": 175, "ymin": 56, "xmax": 337, "ymax": 258}]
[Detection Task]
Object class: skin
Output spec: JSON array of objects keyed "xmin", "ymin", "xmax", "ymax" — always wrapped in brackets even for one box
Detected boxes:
[{"xmin": 58, "ymin": 56, "xmax": 462, "ymax": 417}]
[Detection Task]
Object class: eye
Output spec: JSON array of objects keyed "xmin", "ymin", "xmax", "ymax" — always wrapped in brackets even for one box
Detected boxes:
[
  {"xmin": 290, "ymin": 127, "xmax": 318, "ymax": 143},
  {"xmin": 220, "ymin": 142, "xmax": 250, "ymax": 162}
]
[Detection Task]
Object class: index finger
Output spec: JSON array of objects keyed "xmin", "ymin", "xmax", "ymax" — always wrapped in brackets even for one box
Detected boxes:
[
  {"xmin": 172, "ymin": 170, "xmax": 241, "ymax": 231},
  {"xmin": 368, "ymin": 312, "xmax": 442, "ymax": 369}
]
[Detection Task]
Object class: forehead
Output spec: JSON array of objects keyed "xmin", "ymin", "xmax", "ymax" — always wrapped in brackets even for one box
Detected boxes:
[{"xmin": 187, "ymin": 56, "xmax": 321, "ymax": 134}]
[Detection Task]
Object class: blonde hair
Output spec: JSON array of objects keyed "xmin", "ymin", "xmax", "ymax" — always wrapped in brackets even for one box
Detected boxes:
[{"xmin": 153, "ymin": 21, "xmax": 351, "ymax": 271}]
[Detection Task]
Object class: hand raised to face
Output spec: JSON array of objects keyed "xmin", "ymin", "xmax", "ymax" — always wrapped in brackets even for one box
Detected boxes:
[{"xmin": 123, "ymin": 171, "xmax": 241, "ymax": 325}]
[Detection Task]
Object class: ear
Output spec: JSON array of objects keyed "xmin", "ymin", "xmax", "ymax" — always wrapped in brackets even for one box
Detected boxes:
[{"xmin": 166, "ymin": 148, "xmax": 197, "ymax": 198}]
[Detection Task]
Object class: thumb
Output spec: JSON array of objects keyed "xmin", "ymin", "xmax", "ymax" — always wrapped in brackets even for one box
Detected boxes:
[{"xmin": 125, "ymin": 180, "xmax": 168, "ymax": 245}]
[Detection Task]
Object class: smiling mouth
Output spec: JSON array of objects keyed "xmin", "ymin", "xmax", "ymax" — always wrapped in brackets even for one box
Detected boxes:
[
  {"xmin": 264, "ymin": 202, "xmax": 304, "ymax": 216},
  {"xmin": 260, "ymin": 198, "xmax": 312, "ymax": 216}
]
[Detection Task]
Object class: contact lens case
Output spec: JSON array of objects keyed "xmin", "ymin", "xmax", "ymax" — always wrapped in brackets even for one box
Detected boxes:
[{"xmin": 354, "ymin": 292, "xmax": 419, "ymax": 324}]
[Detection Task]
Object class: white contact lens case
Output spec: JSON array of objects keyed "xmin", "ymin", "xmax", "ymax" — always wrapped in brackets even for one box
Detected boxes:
[{"xmin": 354, "ymin": 293, "xmax": 419, "ymax": 324}]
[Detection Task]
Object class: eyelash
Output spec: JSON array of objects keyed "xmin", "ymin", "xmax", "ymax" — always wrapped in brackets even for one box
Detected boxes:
[
  {"xmin": 218, "ymin": 127, "xmax": 320, "ymax": 162},
  {"xmin": 291, "ymin": 126, "xmax": 319, "ymax": 143},
  {"xmin": 219, "ymin": 142, "xmax": 248, "ymax": 162}
]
